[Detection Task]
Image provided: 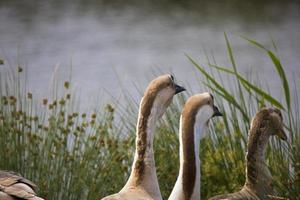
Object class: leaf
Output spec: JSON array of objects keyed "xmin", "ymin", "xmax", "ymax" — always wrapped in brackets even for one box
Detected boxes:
[
  {"xmin": 241, "ymin": 36, "xmax": 268, "ymax": 51},
  {"xmin": 186, "ymin": 54, "xmax": 249, "ymax": 120},
  {"xmin": 224, "ymin": 33, "xmax": 246, "ymax": 111},
  {"xmin": 208, "ymin": 64, "xmax": 284, "ymax": 110},
  {"xmin": 242, "ymin": 36, "xmax": 291, "ymax": 110},
  {"xmin": 268, "ymin": 51, "xmax": 290, "ymax": 110},
  {"xmin": 224, "ymin": 33, "xmax": 237, "ymax": 71}
]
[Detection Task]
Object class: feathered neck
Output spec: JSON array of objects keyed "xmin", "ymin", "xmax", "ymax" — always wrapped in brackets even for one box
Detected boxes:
[
  {"xmin": 121, "ymin": 96, "xmax": 163, "ymax": 200},
  {"xmin": 169, "ymin": 115, "xmax": 207, "ymax": 200},
  {"xmin": 245, "ymin": 122, "xmax": 274, "ymax": 197}
]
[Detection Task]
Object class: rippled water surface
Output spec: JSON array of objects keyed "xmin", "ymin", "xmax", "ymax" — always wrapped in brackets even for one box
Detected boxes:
[{"xmin": 1, "ymin": 0, "xmax": 299, "ymax": 108}]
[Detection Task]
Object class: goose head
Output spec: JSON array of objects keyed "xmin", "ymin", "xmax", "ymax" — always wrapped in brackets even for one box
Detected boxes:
[
  {"xmin": 142, "ymin": 74, "xmax": 185, "ymax": 119},
  {"xmin": 181, "ymin": 92, "xmax": 222, "ymax": 139},
  {"xmin": 250, "ymin": 107, "xmax": 287, "ymax": 141}
]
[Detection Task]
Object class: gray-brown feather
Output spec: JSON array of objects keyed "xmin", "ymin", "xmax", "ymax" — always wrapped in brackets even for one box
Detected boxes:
[
  {"xmin": 208, "ymin": 187, "xmax": 260, "ymax": 200},
  {"xmin": 101, "ymin": 189, "xmax": 154, "ymax": 200},
  {"xmin": 208, "ymin": 108, "xmax": 287, "ymax": 200},
  {"xmin": 0, "ymin": 171, "xmax": 44, "ymax": 200}
]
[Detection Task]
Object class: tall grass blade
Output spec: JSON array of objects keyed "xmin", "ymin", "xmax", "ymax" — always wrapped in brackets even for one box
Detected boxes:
[
  {"xmin": 243, "ymin": 36, "xmax": 291, "ymax": 110},
  {"xmin": 186, "ymin": 54, "xmax": 249, "ymax": 120},
  {"xmin": 224, "ymin": 33, "xmax": 246, "ymax": 113},
  {"xmin": 208, "ymin": 64, "xmax": 284, "ymax": 109},
  {"xmin": 267, "ymin": 51, "xmax": 291, "ymax": 110}
]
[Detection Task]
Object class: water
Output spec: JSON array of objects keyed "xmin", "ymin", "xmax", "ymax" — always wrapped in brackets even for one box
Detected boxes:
[{"xmin": 1, "ymin": 0, "xmax": 299, "ymax": 109}]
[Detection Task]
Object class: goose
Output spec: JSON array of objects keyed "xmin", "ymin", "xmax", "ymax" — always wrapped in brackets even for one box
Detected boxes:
[
  {"xmin": 101, "ymin": 74, "xmax": 186, "ymax": 200},
  {"xmin": 209, "ymin": 107, "xmax": 287, "ymax": 200},
  {"xmin": 168, "ymin": 92, "xmax": 222, "ymax": 200},
  {"xmin": 0, "ymin": 170, "xmax": 44, "ymax": 200}
]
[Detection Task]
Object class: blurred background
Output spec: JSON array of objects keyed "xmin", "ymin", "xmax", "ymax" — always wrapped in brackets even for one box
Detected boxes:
[
  {"xmin": 0, "ymin": 0, "xmax": 300, "ymax": 107},
  {"xmin": 1, "ymin": 1, "xmax": 300, "ymax": 199}
]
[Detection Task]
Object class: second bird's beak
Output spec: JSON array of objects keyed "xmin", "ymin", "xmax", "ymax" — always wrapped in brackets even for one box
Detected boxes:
[
  {"xmin": 276, "ymin": 128, "xmax": 287, "ymax": 141},
  {"xmin": 175, "ymin": 84, "xmax": 186, "ymax": 94},
  {"xmin": 212, "ymin": 105, "xmax": 223, "ymax": 117}
]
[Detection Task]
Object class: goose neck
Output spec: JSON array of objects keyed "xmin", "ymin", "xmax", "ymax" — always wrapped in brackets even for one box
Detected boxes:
[
  {"xmin": 122, "ymin": 97, "xmax": 162, "ymax": 200},
  {"xmin": 169, "ymin": 116, "xmax": 206, "ymax": 200},
  {"xmin": 245, "ymin": 127, "xmax": 272, "ymax": 188}
]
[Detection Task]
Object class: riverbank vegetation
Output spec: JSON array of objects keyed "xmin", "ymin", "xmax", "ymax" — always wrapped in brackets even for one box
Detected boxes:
[{"xmin": 0, "ymin": 35, "xmax": 299, "ymax": 199}]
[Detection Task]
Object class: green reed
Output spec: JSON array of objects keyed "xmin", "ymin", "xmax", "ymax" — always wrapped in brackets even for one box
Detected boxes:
[
  {"xmin": 0, "ymin": 35, "xmax": 299, "ymax": 200},
  {"xmin": 189, "ymin": 34, "xmax": 299, "ymax": 199}
]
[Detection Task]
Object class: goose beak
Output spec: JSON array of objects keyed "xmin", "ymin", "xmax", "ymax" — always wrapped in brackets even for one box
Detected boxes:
[
  {"xmin": 277, "ymin": 128, "xmax": 287, "ymax": 141},
  {"xmin": 175, "ymin": 84, "xmax": 186, "ymax": 94},
  {"xmin": 212, "ymin": 105, "xmax": 223, "ymax": 117}
]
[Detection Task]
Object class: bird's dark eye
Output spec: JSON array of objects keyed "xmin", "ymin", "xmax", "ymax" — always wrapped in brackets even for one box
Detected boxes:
[
  {"xmin": 170, "ymin": 74, "xmax": 174, "ymax": 81},
  {"xmin": 278, "ymin": 112, "xmax": 282, "ymax": 119}
]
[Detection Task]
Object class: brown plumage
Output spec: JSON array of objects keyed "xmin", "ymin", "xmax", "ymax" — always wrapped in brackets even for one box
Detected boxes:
[
  {"xmin": 0, "ymin": 170, "xmax": 44, "ymax": 200},
  {"xmin": 209, "ymin": 107, "xmax": 288, "ymax": 200},
  {"xmin": 180, "ymin": 93, "xmax": 213, "ymax": 200},
  {"xmin": 168, "ymin": 93, "xmax": 222, "ymax": 200},
  {"xmin": 101, "ymin": 75, "xmax": 185, "ymax": 200},
  {"xmin": 132, "ymin": 75, "xmax": 172, "ymax": 185}
]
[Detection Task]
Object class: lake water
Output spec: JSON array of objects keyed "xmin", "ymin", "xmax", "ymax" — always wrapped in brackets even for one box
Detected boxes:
[{"xmin": 1, "ymin": 0, "xmax": 299, "ymax": 109}]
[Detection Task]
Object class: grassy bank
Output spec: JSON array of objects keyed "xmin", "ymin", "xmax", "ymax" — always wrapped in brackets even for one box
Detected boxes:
[{"xmin": 0, "ymin": 35, "xmax": 299, "ymax": 199}]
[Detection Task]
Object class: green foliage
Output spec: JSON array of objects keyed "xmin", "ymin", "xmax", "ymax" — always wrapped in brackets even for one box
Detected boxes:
[
  {"xmin": 0, "ymin": 35, "xmax": 299, "ymax": 200},
  {"xmin": 0, "ymin": 70, "xmax": 134, "ymax": 199},
  {"xmin": 191, "ymin": 35, "xmax": 299, "ymax": 199}
]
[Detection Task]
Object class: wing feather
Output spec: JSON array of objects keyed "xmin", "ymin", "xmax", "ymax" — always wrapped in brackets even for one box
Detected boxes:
[{"xmin": 0, "ymin": 171, "xmax": 44, "ymax": 200}]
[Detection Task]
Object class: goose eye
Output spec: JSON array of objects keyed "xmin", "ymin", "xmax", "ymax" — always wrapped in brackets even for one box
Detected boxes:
[{"xmin": 170, "ymin": 75, "xmax": 174, "ymax": 81}]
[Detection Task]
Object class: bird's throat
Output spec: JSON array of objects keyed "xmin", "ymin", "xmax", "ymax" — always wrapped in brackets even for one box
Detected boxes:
[
  {"xmin": 122, "ymin": 98, "xmax": 162, "ymax": 200},
  {"xmin": 245, "ymin": 127, "xmax": 272, "ymax": 190}
]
